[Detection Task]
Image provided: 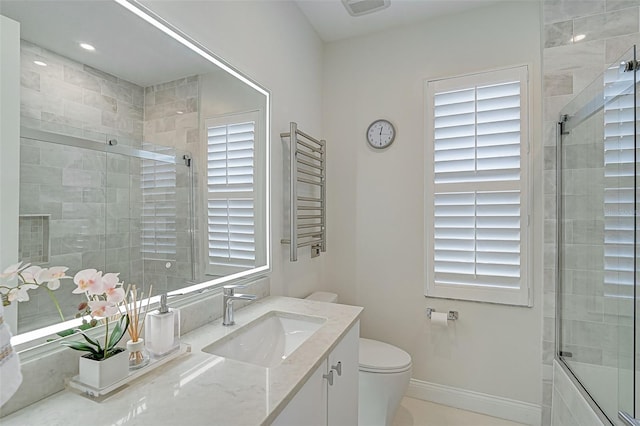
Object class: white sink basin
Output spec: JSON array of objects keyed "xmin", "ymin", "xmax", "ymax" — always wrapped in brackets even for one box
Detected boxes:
[{"xmin": 202, "ymin": 311, "xmax": 326, "ymax": 368}]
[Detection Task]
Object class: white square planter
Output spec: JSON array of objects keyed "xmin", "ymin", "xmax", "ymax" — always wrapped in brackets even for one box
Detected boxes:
[{"xmin": 78, "ymin": 348, "xmax": 128, "ymax": 389}]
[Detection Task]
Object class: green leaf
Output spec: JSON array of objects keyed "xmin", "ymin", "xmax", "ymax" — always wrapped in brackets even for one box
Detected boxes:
[
  {"xmin": 60, "ymin": 340, "xmax": 100, "ymax": 357},
  {"xmin": 106, "ymin": 315, "xmax": 129, "ymax": 351},
  {"xmin": 76, "ymin": 328, "xmax": 102, "ymax": 351}
]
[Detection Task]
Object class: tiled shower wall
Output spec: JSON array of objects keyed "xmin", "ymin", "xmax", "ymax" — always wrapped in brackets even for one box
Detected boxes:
[
  {"xmin": 18, "ymin": 38, "xmax": 201, "ymax": 330},
  {"xmin": 542, "ymin": 0, "xmax": 640, "ymax": 424},
  {"xmin": 18, "ymin": 40, "xmax": 146, "ymax": 331},
  {"xmin": 141, "ymin": 76, "xmax": 200, "ymax": 294}
]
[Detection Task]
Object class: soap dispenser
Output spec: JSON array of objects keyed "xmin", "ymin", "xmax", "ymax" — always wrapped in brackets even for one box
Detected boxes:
[{"xmin": 145, "ymin": 293, "xmax": 180, "ymax": 357}]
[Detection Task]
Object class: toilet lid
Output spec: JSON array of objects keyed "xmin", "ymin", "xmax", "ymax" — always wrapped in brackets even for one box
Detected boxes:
[{"xmin": 359, "ymin": 338, "xmax": 412, "ymax": 373}]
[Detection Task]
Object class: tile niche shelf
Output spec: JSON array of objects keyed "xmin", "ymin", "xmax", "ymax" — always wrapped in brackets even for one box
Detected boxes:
[{"xmin": 18, "ymin": 214, "xmax": 51, "ymax": 264}]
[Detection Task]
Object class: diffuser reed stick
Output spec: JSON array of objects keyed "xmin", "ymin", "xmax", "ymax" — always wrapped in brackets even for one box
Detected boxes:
[{"xmin": 124, "ymin": 284, "xmax": 153, "ymax": 365}]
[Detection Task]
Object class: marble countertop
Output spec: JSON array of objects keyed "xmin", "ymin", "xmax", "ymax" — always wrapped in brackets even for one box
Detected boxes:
[{"xmin": 2, "ymin": 296, "xmax": 363, "ymax": 426}]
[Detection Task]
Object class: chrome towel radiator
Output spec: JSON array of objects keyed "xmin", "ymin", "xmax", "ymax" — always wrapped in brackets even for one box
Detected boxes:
[{"xmin": 280, "ymin": 122, "xmax": 326, "ymax": 261}]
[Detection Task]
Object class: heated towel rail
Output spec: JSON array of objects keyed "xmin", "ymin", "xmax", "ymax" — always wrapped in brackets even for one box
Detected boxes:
[{"xmin": 280, "ymin": 122, "xmax": 326, "ymax": 261}]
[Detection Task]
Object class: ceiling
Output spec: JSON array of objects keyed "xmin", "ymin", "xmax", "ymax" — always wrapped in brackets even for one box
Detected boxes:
[
  {"xmin": 0, "ymin": 0, "xmax": 217, "ymax": 87},
  {"xmin": 0, "ymin": 0, "xmax": 521, "ymax": 86},
  {"xmin": 295, "ymin": 0, "xmax": 510, "ymax": 42}
]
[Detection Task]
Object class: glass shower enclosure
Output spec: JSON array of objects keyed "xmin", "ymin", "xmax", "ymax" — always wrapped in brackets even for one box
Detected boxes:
[
  {"xmin": 557, "ymin": 46, "xmax": 638, "ymax": 425},
  {"xmin": 17, "ymin": 125, "xmax": 195, "ymax": 334}
]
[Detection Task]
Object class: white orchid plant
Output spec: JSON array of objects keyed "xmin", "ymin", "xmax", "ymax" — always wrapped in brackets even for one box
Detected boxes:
[
  {"xmin": 61, "ymin": 269, "xmax": 129, "ymax": 361},
  {"xmin": 0, "ymin": 262, "xmax": 70, "ymax": 321},
  {"xmin": 0, "ymin": 262, "xmax": 130, "ymax": 361}
]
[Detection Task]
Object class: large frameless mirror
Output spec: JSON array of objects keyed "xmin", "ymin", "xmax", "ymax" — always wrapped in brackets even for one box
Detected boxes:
[{"xmin": 0, "ymin": 0, "xmax": 269, "ymax": 339}]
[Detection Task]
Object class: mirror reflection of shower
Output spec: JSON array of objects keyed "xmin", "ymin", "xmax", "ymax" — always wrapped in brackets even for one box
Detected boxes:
[
  {"xmin": 18, "ymin": 127, "xmax": 194, "ymax": 334},
  {"xmin": 1, "ymin": 0, "xmax": 269, "ymax": 336}
]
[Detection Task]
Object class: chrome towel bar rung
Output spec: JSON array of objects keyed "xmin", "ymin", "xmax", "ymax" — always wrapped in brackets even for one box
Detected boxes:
[
  {"xmin": 298, "ymin": 214, "xmax": 322, "ymax": 220},
  {"xmin": 298, "ymin": 177, "xmax": 322, "ymax": 186},
  {"xmin": 298, "ymin": 168, "xmax": 323, "ymax": 179},
  {"xmin": 297, "ymin": 149, "xmax": 323, "ymax": 163},
  {"xmin": 296, "ymin": 157, "xmax": 323, "ymax": 170},
  {"xmin": 297, "ymin": 196, "xmax": 322, "ymax": 203},
  {"xmin": 298, "ymin": 223, "xmax": 324, "ymax": 229}
]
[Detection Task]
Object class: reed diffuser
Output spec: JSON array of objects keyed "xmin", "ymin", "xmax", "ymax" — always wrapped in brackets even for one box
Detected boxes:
[{"xmin": 124, "ymin": 284, "xmax": 152, "ymax": 370}]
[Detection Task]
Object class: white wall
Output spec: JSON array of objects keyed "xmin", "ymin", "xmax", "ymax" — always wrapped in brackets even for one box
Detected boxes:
[
  {"xmin": 0, "ymin": 15, "xmax": 20, "ymax": 332},
  {"xmin": 323, "ymin": 1, "xmax": 543, "ymax": 405},
  {"xmin": 142, "ymin": 0, "xmax": 326, "ymax": 298}
]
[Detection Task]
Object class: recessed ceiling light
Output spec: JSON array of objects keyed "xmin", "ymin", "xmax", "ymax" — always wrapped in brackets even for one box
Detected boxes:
[
  {"xmin": 79, "ymin": 42, "xmax": 96, "ymax": 51},
  {"xmin": 571, "ymin": 34, "xmax": 586, "ymax": 43},
  {"xmin": 33, "ymin": 60, "xmax": 47, "ymax": 67},
  {"xmin": 176, "ymin": 111, "xmax": 184, "ymax": 115}
]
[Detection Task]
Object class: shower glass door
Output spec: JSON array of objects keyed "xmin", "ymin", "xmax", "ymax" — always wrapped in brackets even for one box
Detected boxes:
[
  {"xmin": 17, "ymin": 126, "xmax": 194, "ymax": 334},
  {"xmin": 557, "ymin": 46, "xmax": 636, "ymax": 425}
]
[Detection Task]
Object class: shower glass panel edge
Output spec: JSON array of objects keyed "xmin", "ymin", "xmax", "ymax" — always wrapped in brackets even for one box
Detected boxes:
[{"xmin": 557, "ymin": 46, "xmax": 637, "ymax": 425}]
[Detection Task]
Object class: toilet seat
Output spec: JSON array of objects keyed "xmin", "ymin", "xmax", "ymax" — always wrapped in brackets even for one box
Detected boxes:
[{"xmin": 359, "ymin": 338, "xmax": 412, "ymax": 374}]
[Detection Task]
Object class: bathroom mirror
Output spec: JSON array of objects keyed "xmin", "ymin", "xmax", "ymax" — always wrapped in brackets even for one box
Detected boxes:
[{"xmin": 0, "ymin": 0, "xmax": 270, "ymax": 336}]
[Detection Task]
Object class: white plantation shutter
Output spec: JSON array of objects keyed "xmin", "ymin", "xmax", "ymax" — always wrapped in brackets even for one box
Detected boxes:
[
  {"xmin": 426, "ymin": 66, "xmax": 530, "ymax": 306},
  {"xmin": 206, "ymin": 114, "xmax": 257, "ymax": 274},
  {"xmin": 141, "ymin": 145, "xmax": 177, "ymax": 259},
  {"xmin": 603, "ymin": 64, "xmax": 635, "ymax": 298}
]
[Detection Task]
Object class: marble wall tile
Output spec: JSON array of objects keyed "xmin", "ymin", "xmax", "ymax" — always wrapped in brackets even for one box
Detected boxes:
[
  {"xmin": 82, "ymin": 90, "xmax": 117, "ymax": 113},
  {"xmin": 606, "ymin": 0, "xmax": 640, "ymax": 11},
  {"xmin": 545, "ymin": 20, "xmax": 574, "ymax": 48},
  {"xmin": 543, "ymin": 0, "xmax": 605, "ymax": 24},
  {"xmin": 63, "ymin": 64, "xmax": 101, "ymax": 92},
  {"xmin": 544, "ymin": 73, "xmax": 573, "ymax": 96},
  {"xmin": 574, "ymin": 9, "xmax": 640, "ymax": 42},
  {"xmin": 83, "ymin": 64, "xmax": 118, "ymax": 83}
]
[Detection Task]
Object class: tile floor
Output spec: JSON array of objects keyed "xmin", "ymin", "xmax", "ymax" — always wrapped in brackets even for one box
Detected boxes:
[{"xmin": 393, "ymin": 397, "xmax": 528, "ymax": 426}]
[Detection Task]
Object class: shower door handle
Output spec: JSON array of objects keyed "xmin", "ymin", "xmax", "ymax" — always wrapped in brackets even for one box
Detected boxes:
[{"xmin": 619, "ymin": 411, "xmax": 640, "ymax": 426}]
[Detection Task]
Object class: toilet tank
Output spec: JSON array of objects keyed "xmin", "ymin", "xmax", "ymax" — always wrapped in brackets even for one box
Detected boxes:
[{"xmin": 305, "ymin": 292, "xmax": 338, "ymax": 303}]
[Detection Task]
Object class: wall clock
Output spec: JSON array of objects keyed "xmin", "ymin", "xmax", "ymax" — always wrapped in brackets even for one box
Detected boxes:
[{"xmin": 366, "ymin": 119, "xmax": 396, "ymax": 149}]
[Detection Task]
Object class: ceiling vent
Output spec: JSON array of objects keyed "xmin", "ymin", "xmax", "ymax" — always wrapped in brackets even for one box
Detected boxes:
[{"xmin": 341, "ymin": 0, "xmax": 390, "ymax": 17}]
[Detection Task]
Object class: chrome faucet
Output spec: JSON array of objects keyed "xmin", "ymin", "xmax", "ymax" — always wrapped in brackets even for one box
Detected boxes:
[{"xmin": 222, "ymin": 284, "xmax": 257, "ymax": 326}]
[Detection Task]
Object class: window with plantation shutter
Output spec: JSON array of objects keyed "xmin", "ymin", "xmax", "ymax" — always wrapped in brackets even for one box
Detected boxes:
[
  {"xmin": 205, "ymin": 112, "xmax": 258, "ymax": 276},
  {"xmin": 425, "ymin": 66, "xmax": 531, "ymax": 306},
  {"xmin": 603, "ymin": 63, "xmax": 635, "ymax": 299},
  {"xmin": 141, "ymin": 144, "xmax": 177, "ymax": 259}
]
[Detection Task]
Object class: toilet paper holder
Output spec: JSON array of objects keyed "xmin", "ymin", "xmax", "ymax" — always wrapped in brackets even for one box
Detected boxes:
[{"xmin": 426, "ymin": 308, "xmax": 458, "ymax": 321}]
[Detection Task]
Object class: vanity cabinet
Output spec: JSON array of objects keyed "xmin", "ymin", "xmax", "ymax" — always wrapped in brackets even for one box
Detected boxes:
[{"xmin": 272, "ymin": 321, "xmax": 360, "ymax": 426}]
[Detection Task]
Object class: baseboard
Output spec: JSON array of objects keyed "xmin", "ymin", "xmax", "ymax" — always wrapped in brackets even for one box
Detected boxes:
[{"xmin": 406, "ymin": 379, "xmax": 542, "ymax": 426}]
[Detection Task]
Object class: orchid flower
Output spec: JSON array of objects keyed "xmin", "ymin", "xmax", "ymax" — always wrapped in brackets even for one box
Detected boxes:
[
  {"xmin": 0, "ymin": 261, "xmax": 29, "ymax": 280},
  {"xmin": 37, "ymin": 266, "xmax": 70, "ymax": 290},
  {"xmin": 102, "ymin": 273, "xmax": 125, "ymax": 303},
  {"xmin": 7, "ymin": 283, "xmax": 38, "ymax": 302},
  {"xmin": 88, "ymin": 300, "xmax": 120, "ymax": 318},
  {"xmin": 0, "ymin": 262, "xmax": 70, "ymax": 318},
  {"xmin": 73, "ymin": 269, "xmax": 103, "ymax": 295},
  {"xmin": 20, "ymin": 265, "xmax": 43, "ymax": 283}
]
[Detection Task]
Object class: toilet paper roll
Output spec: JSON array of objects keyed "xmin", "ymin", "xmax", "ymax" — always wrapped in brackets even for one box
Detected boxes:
[{"xmin": 430, "ymin": 312, "xmax": 449, "ymax": 326}]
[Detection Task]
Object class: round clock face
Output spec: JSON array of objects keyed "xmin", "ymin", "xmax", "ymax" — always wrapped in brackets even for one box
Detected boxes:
[{"xmin": 366, "ymin": 119, "xmax": 395, "ymax": 149}]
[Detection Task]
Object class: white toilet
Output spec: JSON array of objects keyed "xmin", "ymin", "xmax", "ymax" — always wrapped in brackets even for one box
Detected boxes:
[{"xmin": 305, "ymin": 292, "xmax": 412, "ymax": 426}]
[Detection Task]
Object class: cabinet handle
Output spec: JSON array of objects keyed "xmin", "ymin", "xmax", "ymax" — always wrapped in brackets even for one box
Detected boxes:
[
  {"xmin": 323, "ymin": 370, "xmax": 334, "ymax": 386},
  {"xmin": 331, "ymin": 361, "xmax": 342, "ymax": 376}
]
